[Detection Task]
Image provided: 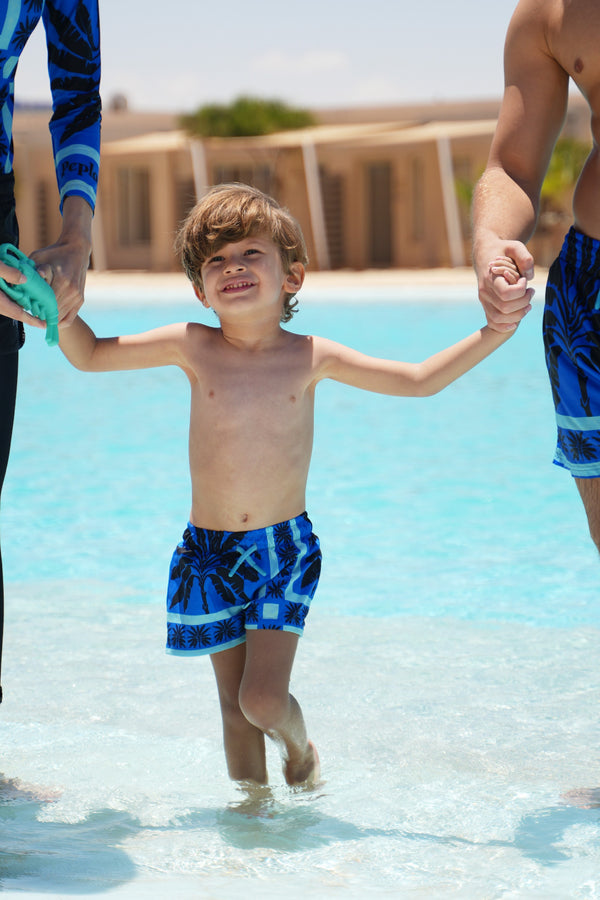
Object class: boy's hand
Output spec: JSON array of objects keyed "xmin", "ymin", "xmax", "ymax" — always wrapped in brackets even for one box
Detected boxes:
[{"xmin": 489, "ymin": 255, "xmax": 523, "ymax": 285}]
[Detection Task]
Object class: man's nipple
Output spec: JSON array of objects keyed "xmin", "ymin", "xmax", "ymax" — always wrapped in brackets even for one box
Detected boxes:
[{"xmin": 574, "ymin": 57, "xmax": 584, "ymax": 74}]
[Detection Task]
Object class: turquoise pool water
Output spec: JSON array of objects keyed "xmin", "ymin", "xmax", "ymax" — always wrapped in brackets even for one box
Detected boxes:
[
  {"xmin": 1, "ymin": 287, "xmax": 599, "ymax": 898},
  {"xmin": 4, "ymin": 290, "xmax": 597, "ymax": 624}
]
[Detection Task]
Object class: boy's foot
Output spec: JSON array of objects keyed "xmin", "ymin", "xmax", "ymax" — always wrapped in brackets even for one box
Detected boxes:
[
  {"xmin": 284, "ymin": 740, "xmax": 321, "ymax": 787},
  {"xmin": 307, "ymin": 741, "xmax": 321, "ymax": 787},
  {"xmin": 0, "ymin": 775, "xmax": 61, "ymax": 803},
  {"xmin": 561, "ymin": 786, "xmax": 600, "ymax": 808}
]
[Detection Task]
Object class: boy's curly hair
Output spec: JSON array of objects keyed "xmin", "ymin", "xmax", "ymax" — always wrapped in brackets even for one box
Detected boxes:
[{"xmin": 174, "ymin": 183, "xmax": 308, "ymax": 323}]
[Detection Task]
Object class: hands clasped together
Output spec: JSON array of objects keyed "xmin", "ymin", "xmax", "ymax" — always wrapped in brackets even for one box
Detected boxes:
[{"xmin": 479, "ymin": 242, "xmax": 536, "ymax": 333}]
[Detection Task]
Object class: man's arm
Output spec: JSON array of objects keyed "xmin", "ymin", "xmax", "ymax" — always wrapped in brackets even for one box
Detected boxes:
[{"xmin": 472, "ymin": 0, "xmax": 570, "ymax": 331}]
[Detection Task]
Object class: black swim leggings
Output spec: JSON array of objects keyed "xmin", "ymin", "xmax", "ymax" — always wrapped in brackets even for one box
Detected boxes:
[
  {"xmin": 0, "ymin": 350, "xmax": 18, "ymax": 703},
  {"xmin": 0, "ymin": 171, "xmax": 21, "ymax": 704}
]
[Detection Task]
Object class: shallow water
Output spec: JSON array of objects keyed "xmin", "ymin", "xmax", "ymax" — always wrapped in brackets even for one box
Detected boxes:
[{"xmin": 1, "ymin": 287, "xmax": 599, "ymax": 898}]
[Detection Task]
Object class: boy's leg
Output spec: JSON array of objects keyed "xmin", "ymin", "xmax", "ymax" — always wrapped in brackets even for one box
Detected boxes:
[
  {"xmin": 239, "ymin": 629, "xmax": 319, "ymax": 786},
  {"xmin": 210, "ymin": 642, "xmax": 267, "ymax": 784},
  {"xmin": 575, "ymin": 476, "xmax": 600, "ymax": 554}
]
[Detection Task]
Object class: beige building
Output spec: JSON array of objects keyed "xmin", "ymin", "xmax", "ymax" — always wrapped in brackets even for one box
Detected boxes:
[{"xmin": 11, "ymin": 95, "xmax": 590, "ymax": 273}]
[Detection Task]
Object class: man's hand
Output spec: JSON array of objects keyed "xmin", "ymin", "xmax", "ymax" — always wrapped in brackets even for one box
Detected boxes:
[{"xmin": 476, "ymin": 240, "xmax": 535, "ymax": 333}]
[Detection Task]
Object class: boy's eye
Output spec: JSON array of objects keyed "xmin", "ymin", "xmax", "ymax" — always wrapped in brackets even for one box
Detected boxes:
[
  {"xmin": 207, "ymin": 255, "xmax": 224, "ymax": 264},
  {"xmin": 244, "ymin": 248, "xmax": 260, "ymax": 256}
]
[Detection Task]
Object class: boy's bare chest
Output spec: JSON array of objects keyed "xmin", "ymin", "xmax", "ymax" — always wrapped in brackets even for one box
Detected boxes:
[{"xmin": 191, "ymin": 352, "xmax": 313, "ymax": 429}]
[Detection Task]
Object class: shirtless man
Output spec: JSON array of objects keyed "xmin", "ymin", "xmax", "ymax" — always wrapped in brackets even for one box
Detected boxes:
[
  {"xmin": 472, "ymin": 0, "xmax": 600, "ymax": 553},
  {"xmin": 56, "ymin": 183, "xmax": 524, "ymax": 788}
]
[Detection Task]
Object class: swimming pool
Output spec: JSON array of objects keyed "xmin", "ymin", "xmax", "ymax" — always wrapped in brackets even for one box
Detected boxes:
[{"xmin": 1, "ymin": 287, "xmax": 599, "ymax": 898}]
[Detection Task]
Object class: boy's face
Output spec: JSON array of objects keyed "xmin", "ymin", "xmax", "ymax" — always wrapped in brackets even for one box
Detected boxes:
[{"xmin": 195, "ymin": 233, "xmax": 303, "ymax": 321}]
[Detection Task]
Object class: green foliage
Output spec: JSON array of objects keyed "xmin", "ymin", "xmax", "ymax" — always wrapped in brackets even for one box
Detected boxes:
[
  {"xmin": 180, "ymin": 96, "xmax": 316, "ymax": 138},
  {"xmin": 541, "ymin": 137, "xmax": 591, "ymax": 203}
]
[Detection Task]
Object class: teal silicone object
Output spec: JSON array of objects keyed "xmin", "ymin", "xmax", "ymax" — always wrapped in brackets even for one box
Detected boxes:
[{"xmin": 0, "ymin": 243, "xmax": 59, "ymax": 346}]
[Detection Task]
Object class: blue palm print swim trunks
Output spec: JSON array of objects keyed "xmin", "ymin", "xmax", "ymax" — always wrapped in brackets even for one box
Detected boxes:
[
  {"xmin": 166, "ymin": 513, "xmax": 322, "ymax": 656},
  {"xmin": 544, "ymin": 227, "xmax": 600, "ymax": 477}
]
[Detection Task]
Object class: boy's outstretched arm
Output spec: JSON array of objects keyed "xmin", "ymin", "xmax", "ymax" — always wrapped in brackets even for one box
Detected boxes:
[
  {"xmin": 59, "ymin": 316, "xmax": 189, "ymax": 372},
  {"xmin": 317, "ymin": 319, "xmax": 527, "ymax": 398},
  {"xmin": 59, "ymin": 315, "xmax": 101, "ymax": 369}
]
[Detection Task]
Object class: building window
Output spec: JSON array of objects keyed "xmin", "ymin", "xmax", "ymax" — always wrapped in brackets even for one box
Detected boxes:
[
  {"xmin": 411, "ymin": 156, "xmax": 425, "ymax": 242},
  {"xmin": 320, "ymin": 168, "xmax": 346, "ymax": 269},
  {"xmin": 175, "ymin": 178, "xmax": 196, "ymax": 226},
  {"xmin": 117, "ymin": 167, "xmax": 151, "ymax": 245}
]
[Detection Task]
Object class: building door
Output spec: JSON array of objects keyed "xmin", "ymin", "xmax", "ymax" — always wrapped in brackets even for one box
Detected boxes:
[{"xmin": 366, "ymin": 162, "xmax": 392, "ymax": 268}]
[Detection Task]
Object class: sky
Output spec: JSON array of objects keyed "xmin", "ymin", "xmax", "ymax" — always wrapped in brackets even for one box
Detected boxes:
[{"xmin": 16, "ymin": 0, "xmax": 520, "ymax": 114}]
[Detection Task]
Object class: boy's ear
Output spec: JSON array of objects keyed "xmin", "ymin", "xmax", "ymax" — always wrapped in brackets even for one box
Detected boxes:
[
  {"xmin": 284, "ymin": 262, "xmax": 305, "ymax": 294},
  {"xmin": 193, "ymin": 282, "xmax": 210, "ymax": 308}
]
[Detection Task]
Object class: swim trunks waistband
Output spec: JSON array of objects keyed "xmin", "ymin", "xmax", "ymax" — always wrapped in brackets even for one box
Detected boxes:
[
  {"xmin": 558, "ymin": 227, "xmax": 600, "ymax": 278},
  {"xmin": 186, "ymin": 511, "xmax": 313, "ymax": 546}
]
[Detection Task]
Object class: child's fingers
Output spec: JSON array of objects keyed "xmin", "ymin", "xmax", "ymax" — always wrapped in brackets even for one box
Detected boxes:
[
  {"xmin": 490, "ymin": 264, "xmax": 519, "ymax": 285},
  {"xmin": 491, "ymin": 255, "xmax": 519, "ymax": 267}
]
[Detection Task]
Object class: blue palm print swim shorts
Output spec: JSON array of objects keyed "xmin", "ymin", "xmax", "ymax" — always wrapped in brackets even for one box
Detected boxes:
[
  {"xmin": 544, "ymin": 227, "xmax": 600, "ymax": 477},
  {"xmin": 166, "ymin": 513, "xmax": 322, "ymax": 656}
]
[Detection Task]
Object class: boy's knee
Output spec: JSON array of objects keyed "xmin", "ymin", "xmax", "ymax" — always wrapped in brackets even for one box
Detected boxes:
[
  {"xmin": 216, "ymin": 688, "xmax": 247, "ymax": 729},
  {"xmin": 239, "ymin": 685, "xmax": 288, "ymax": 733}
]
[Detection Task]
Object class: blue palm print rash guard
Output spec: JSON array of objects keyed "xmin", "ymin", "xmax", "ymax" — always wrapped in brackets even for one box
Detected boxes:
[{"xmin": 0, "ymin": 0, "xmax": 101, "ymax": 211}]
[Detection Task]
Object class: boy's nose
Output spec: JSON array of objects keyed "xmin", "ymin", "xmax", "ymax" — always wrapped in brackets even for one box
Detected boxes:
[{"xmin": 224, "ymin": 258, "xmax": 245, "ymax": 273}]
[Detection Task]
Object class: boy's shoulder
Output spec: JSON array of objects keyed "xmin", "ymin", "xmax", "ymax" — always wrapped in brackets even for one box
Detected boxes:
[{"xmin": 184, "ymin": 320, "xmax": 220, "ymax": 341}]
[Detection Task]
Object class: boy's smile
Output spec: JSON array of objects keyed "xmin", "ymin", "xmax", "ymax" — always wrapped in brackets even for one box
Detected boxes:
[{"xmin": 222, "ymin": 278, "xmax": 256, "ymax": 294}]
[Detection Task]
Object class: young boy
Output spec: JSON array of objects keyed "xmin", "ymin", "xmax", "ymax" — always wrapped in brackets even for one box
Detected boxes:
[{"xmin": 58, "ymin": 183, "xmax": 532, "ymax": 788}]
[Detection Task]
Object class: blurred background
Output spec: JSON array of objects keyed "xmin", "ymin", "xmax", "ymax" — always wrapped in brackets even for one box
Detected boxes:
[{"xmin": 10, "ymin": 0, "xmax": 588, "ymax": 275}]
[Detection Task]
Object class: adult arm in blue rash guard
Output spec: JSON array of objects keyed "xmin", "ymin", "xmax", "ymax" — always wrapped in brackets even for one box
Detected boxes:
[
  {"xmin": 0, "ymin": 0, "xmax": 101, "ymax": 326},
  {"xmin": 0, "ymin": 0, "xmax": 101, "ymax": 704}
]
